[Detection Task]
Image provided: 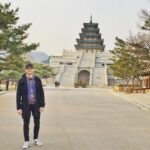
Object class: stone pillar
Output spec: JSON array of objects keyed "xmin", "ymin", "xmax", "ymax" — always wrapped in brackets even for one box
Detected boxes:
[
  {"xmin": 105, "ymin": 64, "xmax": 108, "ymax": 86},
  {"xmin": 89, "ymin": 51, "xmax": 96, "ymax": 86},
  {"xmin": 89, "ymin": 68, "xmax": 93, "ymax": 86}
]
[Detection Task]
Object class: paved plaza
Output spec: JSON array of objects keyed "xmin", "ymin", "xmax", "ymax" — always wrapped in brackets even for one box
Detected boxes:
[{"xmin": 1, "ymin": 88, "xmax": 150, "ymax": 150}]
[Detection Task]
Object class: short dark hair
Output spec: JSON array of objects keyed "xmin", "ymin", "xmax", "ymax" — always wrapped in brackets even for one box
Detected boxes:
[{"xmin": 25, "ymin": 63, "xmax": 34, "ymax": 69}]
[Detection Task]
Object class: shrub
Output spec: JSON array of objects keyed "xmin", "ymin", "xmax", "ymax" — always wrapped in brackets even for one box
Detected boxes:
[{"xmin": 74, "ymin": 82, "xmax": 87, "ymax": 88}]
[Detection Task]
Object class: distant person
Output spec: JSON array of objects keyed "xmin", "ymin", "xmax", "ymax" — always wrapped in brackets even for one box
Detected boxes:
[
  {"xmin": 16, "ymin": 63, "xmax": 45, "ymax": 149},
  {"xmin": 55, "ymin": 81, "xmax": 60, "ymax": 88},
  {"xmin": 0, "ymin": 80, "xmax": 2, "ymax": 91},
  {"xmin": 57, "ymin": 81, "xmax": 60, "ymax": 88},
  {"xmin": 6, "ymin": 79, "xmax": 9, "ymax": 91},
  {"xmin": 54, "ymin": 81, "xmax": 57, "ymax": 87}
]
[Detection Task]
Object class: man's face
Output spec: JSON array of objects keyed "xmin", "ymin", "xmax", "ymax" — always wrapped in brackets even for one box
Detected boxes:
[{"xmin": 25, "ymin": 68, "xmax": 34, "ymax": 75}]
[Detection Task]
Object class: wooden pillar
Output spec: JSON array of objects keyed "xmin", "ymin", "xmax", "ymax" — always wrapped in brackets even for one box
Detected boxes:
[{"xmin": 149, "ymin": 76, "xmax": 150, "ymax": 89}]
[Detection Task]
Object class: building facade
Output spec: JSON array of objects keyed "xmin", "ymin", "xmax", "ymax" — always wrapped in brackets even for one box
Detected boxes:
[{"xmin": 50, "ymin": 17, "xmax": 115, "ymax": 87}]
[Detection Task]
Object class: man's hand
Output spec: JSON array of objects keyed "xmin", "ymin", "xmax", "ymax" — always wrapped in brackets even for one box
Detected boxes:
[
  {"xmin": 17, "ymin": 109, "xmax": 22, "ymax": 116},
  {"xmin": 39, "ymin": 107, "xmax": 44, "ymax": 112}
]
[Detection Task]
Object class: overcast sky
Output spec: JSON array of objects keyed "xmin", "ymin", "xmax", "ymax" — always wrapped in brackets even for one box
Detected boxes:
[{"xmin": 0, "ymin": 0, "xmax": 150, "ymax": 55}]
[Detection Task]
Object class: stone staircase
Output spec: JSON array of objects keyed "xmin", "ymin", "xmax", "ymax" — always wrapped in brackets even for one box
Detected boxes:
[
  {"xmin": 55, "ymin": 51, "xmax": 97, "ymax": 87},
  {"xmin": 79, "ymin": 51, "xmax": 95, "ymax": 68},
  {"xmin": 55, "ymin": 65, "xmax": 65, "ymax": 82},
  {"xmin": 59, "ymin": 66, "xmax": 76, "ymax": 86}
]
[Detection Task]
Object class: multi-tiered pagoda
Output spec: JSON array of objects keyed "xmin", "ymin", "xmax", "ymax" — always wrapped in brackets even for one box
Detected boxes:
[
  {"xmin": 50, "ymin": 16, "xmax": 115, "ymax": 87},
  {"xmin": 75, "ymin": 16, "xmax": 105, "ymax": 51}
]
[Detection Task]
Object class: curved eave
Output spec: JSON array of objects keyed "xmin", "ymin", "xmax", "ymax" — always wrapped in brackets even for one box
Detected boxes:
[
  {"xmin": 83, "ymin": 23, "xmax": 98, "ymax": 28},
  {"xmin": 79, "ymin": 33, "xmax": 101, "ymax": 38},
  {"xmin": 82, "ymin": 28, "xmax": 100, "ymax": 33},
  {"xmin": 76, "ymin": 39, "xmax": 104, "ymax": 44},
  {"xmin": 75, "ymin": 45, "xmax": 105, "ymax": 50}
]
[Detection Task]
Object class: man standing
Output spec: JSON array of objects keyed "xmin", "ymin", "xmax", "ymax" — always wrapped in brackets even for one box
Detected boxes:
[
  {"xmin": 16, "ymin": 63, "xmax": 45, "ymax": 149},
  {"xmin": 6, "ymin": 79, "xmax": 9, "ymax": 91},
  {"xmin": 0, "ymin": 80, "xmax": 2, "ymax": 91}
]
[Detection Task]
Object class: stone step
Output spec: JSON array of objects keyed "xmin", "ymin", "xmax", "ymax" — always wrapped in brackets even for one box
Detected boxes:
[{"xmin": 59, "ymin": 66, "xmax": 76, "ymax": 86}]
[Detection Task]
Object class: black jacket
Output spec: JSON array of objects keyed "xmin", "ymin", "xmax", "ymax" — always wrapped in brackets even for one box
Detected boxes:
[{"xmin": 16, "ymin": 74, "xmax": 45, "ymax": 117}]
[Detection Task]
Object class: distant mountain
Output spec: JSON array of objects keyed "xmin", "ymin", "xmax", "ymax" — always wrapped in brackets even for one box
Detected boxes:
[{"xmin": 25, "ymin": 51, "xmax": 50, "ymax": 64}]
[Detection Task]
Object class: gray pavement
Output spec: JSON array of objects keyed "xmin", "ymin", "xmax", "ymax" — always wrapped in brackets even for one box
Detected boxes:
[
  {"xmin": 111, "ymin": 91, "xmax": 150, "ymax": 111},
  {"xmin": 1, "ymin": 88, "xmax": 150, "ymax": 150}
]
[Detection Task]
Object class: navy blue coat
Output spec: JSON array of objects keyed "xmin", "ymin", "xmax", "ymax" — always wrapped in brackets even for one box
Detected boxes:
[{"xmin": 16, "ymin": 74, "xmax": 45, "ymax": 118}]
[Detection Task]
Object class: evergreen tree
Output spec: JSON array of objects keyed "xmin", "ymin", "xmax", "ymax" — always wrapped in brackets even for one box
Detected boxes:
[
  {"xmin": 0, "ymin": 3, "xmax": 39, "ymax": 71},
  {"xmin": 33, "ymin": 63, "xmax": 53, "ymax": 79},
  {"xmin": 111, "ymin": 7, "xmax": 150, "ymax": 92},
  {"xmin": 140, "ymin": 9, "xmax": 150, "ymax": 31},
  {"xmin": 110, "ymin": 37, "xmax": 147, "ymax": 91}
]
